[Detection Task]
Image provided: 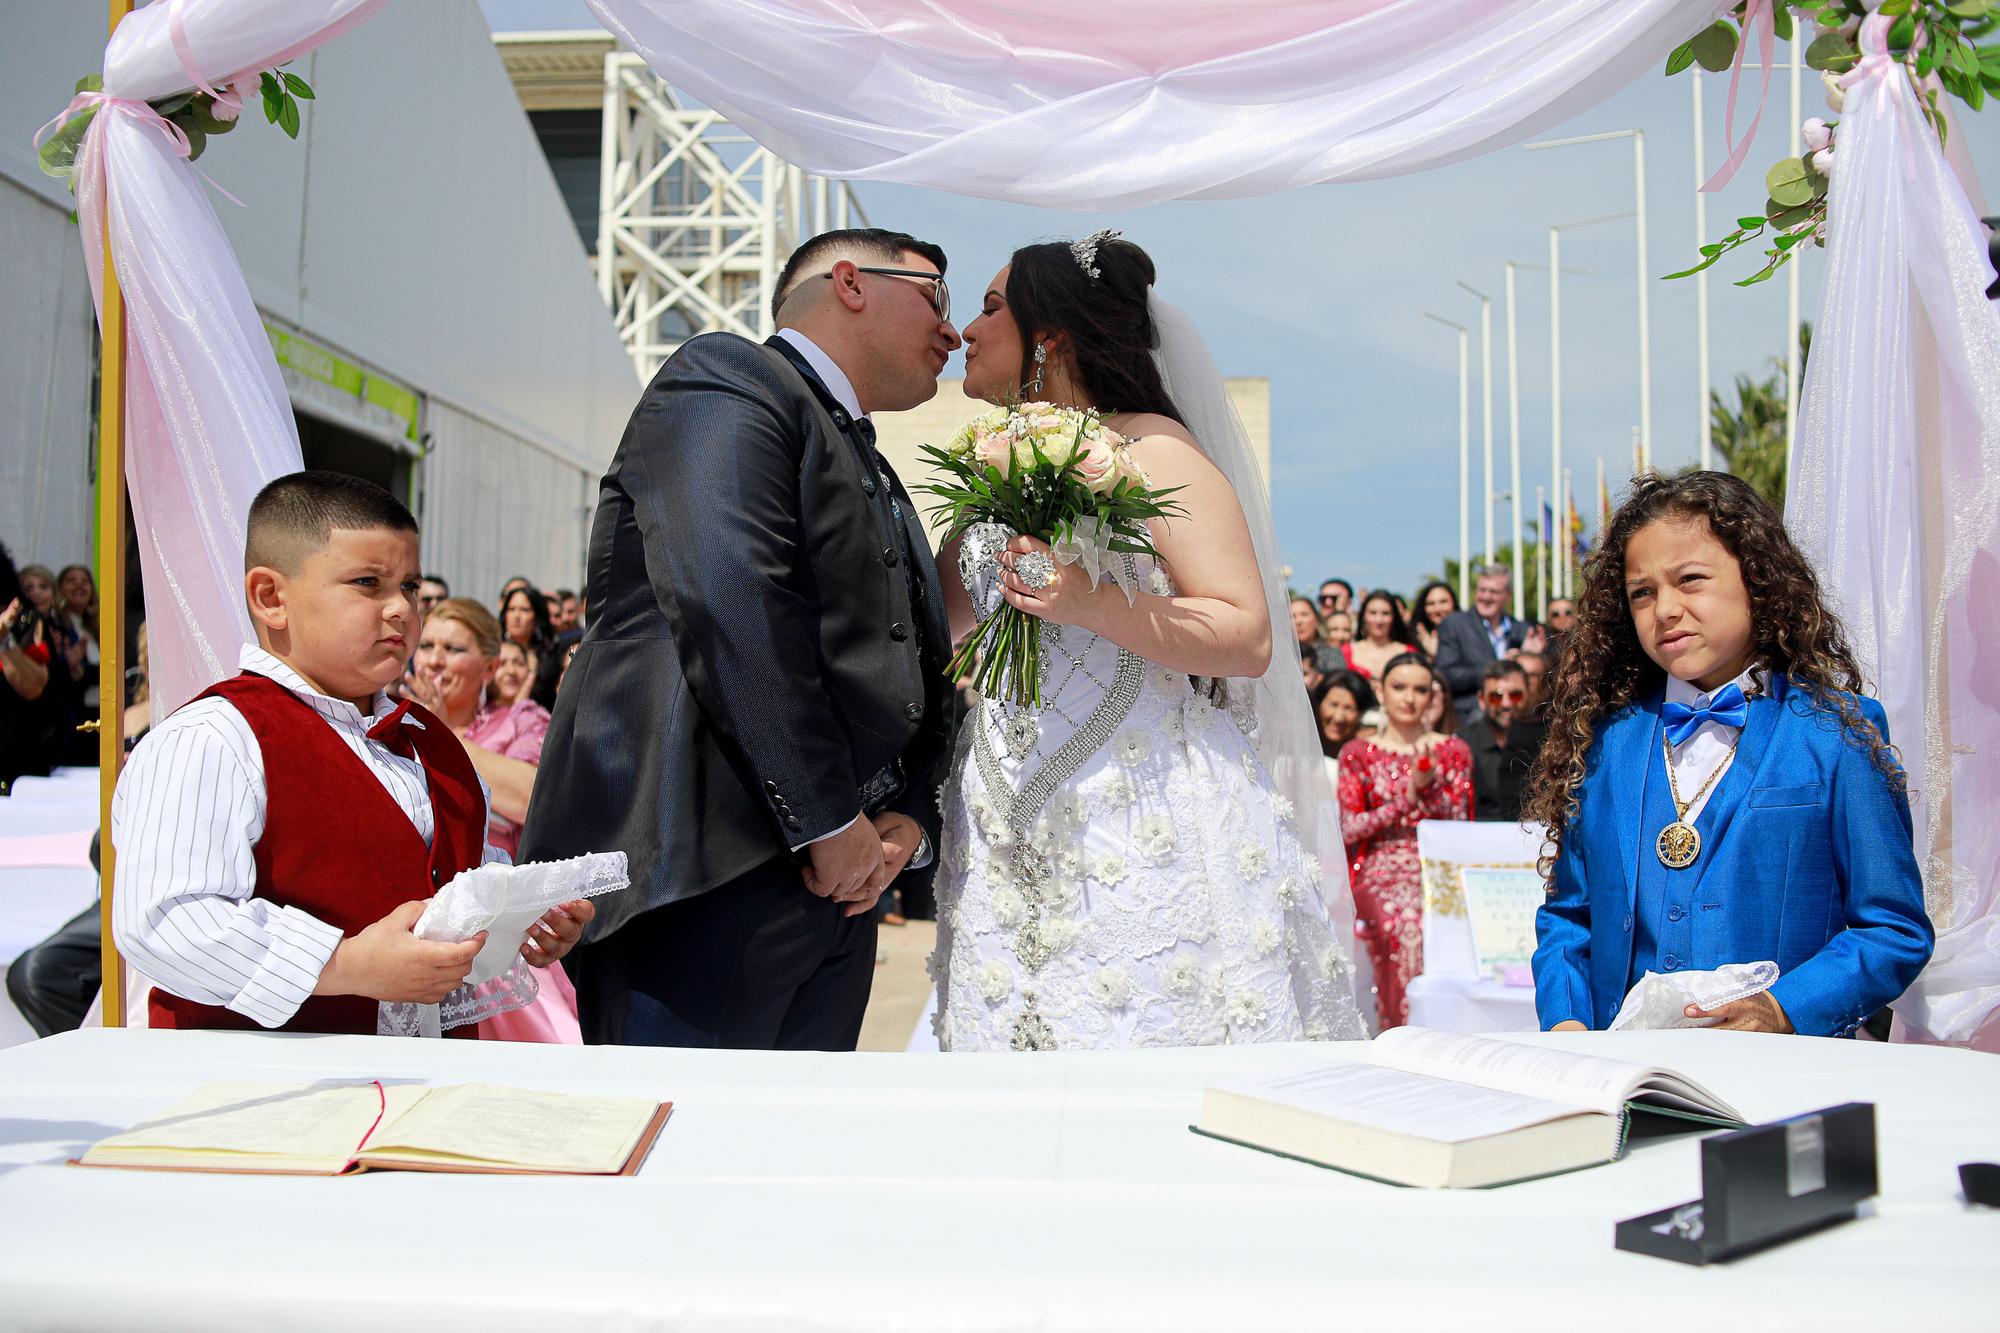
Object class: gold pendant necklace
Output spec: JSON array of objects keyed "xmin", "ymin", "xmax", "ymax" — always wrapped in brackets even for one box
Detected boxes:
[{"xmin": 1657, "ymin": 732, "xmax": 1740, "ymax": 869}]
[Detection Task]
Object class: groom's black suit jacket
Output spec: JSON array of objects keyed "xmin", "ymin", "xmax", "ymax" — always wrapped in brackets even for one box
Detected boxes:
[{"xmin": 520, "ymin": 332, "xmax": 956, "ymax": 941}]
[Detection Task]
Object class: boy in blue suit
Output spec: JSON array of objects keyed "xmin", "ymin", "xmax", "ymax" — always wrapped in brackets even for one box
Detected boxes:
[{"xmin": 1526, "ymin": 472, "xmax": 1932, "ymax": 1036}]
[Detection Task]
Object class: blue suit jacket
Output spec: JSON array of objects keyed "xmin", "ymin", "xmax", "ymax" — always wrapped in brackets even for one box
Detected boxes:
[{"xmin": 1532, "ymin": 674, "xmax": 1933, "ymax": 1037}]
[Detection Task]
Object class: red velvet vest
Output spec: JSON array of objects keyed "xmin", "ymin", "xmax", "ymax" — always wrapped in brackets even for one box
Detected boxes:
[{"xmin": 148, "ymin": 672, "xmax": 488, "ymax": 1035}]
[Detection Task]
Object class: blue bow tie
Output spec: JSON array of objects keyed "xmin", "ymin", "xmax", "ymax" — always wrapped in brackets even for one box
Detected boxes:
[{"xmin": 1661, "ymin": 682, "xmax": 1749, "ymax": 747}]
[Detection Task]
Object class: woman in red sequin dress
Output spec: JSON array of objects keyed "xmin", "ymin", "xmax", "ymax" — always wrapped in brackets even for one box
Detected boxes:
[{"xmin": 1338, "ymin": 653, "xmax": 1473, "ymax": 1028}]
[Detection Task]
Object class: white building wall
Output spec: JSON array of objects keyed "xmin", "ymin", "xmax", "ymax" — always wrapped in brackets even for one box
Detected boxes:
[
  {"xmin": 0, "ymin": 174, "xmax": 95, "ymax": 570},
  {"xmin": 420, "ymin": 399, "xmax": 596, "ymax": 603},
  {"xmin": 0, "ymin": 0, "xmax": 632, "ymax": 597}
]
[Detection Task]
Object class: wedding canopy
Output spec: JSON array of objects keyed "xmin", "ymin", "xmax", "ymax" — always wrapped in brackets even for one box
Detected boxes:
[{"xmin": 47, "ymin": 0, "xmax": 1997, "ymax": 1044}]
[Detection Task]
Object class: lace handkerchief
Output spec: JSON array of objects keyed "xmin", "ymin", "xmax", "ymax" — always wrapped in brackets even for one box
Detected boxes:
[
  {"xmin": 1608, "ymin": 960, "xmax": 1781, "ymax": 1031},
  {"xmin": 378, "ymin": 851, "xmax": 629, "ymax": 1038}
]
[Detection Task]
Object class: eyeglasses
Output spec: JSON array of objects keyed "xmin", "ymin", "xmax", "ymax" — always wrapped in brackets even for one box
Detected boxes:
[
  {"xmin": 822, "ymin": 267, "xmax": 950, "ymax": 323},
  {"xmin": 1483, "ymin": 689, "xmax": 1526, "ymax": 703},
  {"xmin": 1317, "ymin": 594, "xmax": 1342, "ymax": 606}
]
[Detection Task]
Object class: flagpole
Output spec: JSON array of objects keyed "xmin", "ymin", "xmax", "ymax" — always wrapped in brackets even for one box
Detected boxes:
[
  {"xmin": 1535, "ymin": 484, "xmax": 1548, "ymax": 623},
  {"xmin": 1505, "ymin": 263, "xmax": 1524, "ymax": 622},
  {"xmin": 97, "ymin": 0, "xmax": 136, "ymax": 1028}
]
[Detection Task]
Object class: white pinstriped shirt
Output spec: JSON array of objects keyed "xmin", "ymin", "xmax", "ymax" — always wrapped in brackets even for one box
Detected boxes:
[{"xmin": 109, "ymin": 645, "xmax": 501, "ymax": 1029}]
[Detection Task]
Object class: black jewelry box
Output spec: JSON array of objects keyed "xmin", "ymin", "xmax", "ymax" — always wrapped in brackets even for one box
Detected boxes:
[{"xmin": 1616, "ymin": 1102, "xmax": 1877, "ymax": 1265}]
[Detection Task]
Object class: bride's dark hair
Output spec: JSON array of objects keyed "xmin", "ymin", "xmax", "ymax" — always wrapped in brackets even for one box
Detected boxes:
[{"xmin": 1006, "ymin": 235, "xmax": 1183, "ymax": 422}]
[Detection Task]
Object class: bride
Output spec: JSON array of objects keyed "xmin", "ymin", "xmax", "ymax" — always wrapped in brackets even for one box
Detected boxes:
[{"xmin": 930, "ymin": 232, "xmax": 1366, "ymax": 1050}]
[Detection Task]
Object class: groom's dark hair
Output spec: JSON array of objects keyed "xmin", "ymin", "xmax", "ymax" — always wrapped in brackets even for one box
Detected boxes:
[
  {"xmin": 1007, "ymin": 235, "xmax": 1181, "ymax": 423},
  {"xmin": 771, "ymin": 228, "xmax": 948, "ymax": 323}
]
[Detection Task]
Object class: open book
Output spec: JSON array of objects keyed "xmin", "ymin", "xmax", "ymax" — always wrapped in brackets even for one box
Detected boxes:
[
  {"xmin": 1196, "ymin": 1028, "xmax": 1744, "ymax": 1189},
  {"xmin": 74, "ymin": 1081, "xmax": 671, "ymax": 1177}
]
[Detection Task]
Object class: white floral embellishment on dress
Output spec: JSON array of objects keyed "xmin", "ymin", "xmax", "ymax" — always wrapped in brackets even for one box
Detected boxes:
[
  {"xmin": 1236, "ymin": 842, "xmax": 1270, "ymax": 880},
  {"xmin": 1089, "ymin": 967, "xmax": 1133, "ymax": 1008},
  {"xmin": 1114, "ymin": 729, "xmax": 1152, "ymax": 766},
  {"xmin": 1134, "ymin": 813, "xmax": 1177, "ymax": 861},
  {"xmin": 1228, "ymin": 990, "xmax": 1269, "ymax": 1030},
  {"xmin": 979, "ymin": 960, "xmax": 1014, "ymax": 1003},
  {"xmin": 1096, "ymin": 852, "xmax": 1128, "ymax": 887},
  {"xmin": 1252, "ymin": 921, "xmax": 1282, "ymax": 956},
  {"xmin": 991, "ymin": 886, "xmax": 1025, "ymax": 928},
  {"xmin": 1164, "ymin": 954, "xmax": 1200, "ymax": 994}
]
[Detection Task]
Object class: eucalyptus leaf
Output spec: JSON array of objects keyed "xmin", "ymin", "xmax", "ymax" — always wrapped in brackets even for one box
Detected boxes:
[
  {"xmin": 74, "ymin": 73, "xmax": 103, "ymax": 94},
  {"xmin": 1888, "ymin": 15, "xmax": 1916, "ymax": 49},
  {"xmin": 1768, "ymin": 201, "xmax": 1815, "ymax": 230},
  {"xmin": 1806, "ymin": 32, "xmax": 1858, "ymax": 70},
  {"xmin": 1877, "ymin": 0, "xmax": 1910, "ymax": 16},
  {"xmin": 1950, "ymin": 0, "xmax": 1990, "ymax": 16},
  {"xmin": 1691, "ymin": 21, "xmax": 1739, "ymax": 72},
  {"xmin": 180, "ymin": 122, "xmax": 207, "ymax": 162},
  {"xmin": 153, "ymin": 93, "xmax": 193, "ymax": 117},
  {"xmin": 1666, "ymin": 42, "xmax": 1696, "ymax": 76},
  {"xmin": 1773, "ymin": 5, "xmax": 1793, "ymax": 40},
  {"xmin": 35, "ymin": 106, "xmax": 95, "ymax": 179},
  {"xmin": 282, "ymin": 72, "xmax": 315, "ymax": 99},
  {"xmin": 1765, "ymin": 156, "xmax": 1816, "ymax": 208},
  {"xmin": 189, "ymin": 100, "xmax": 239, "ymax": 136}
]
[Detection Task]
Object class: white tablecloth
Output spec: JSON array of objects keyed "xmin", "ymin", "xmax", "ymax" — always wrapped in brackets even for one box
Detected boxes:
[
  {"xmin": 0, "ymin": 1029, "xmax": 1993, "ymax": 1332},
  {"xmin": 1406, "ymin": 972, "xmax": 1540, "ymax": 1032}
]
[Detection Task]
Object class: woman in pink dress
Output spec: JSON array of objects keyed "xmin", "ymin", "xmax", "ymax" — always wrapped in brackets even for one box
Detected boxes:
[
  {"xmin": 1338, "ymin": 652, "xmax": 1473, "ymax": 1029},
  {"xmin": 1341, "ymin": 588, "xmax": 1415, "ymax": 682},
  {"xmin": 408, "ymin": 596, "xmax": 577, "ymax": 1042}
]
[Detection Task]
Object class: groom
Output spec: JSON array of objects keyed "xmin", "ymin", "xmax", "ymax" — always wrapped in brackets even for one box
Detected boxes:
[{"xmin": 520, "ymin": 228, "xmax": 962, "ymax": 1049}]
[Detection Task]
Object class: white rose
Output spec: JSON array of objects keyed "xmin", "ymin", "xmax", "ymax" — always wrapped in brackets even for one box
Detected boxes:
[
  {"xmin": 978, "ymin": 960, "xmax": 1014, "ymax": 1003},
  {"xmin": 1811, "ymin": 148, "xmax": 1835, "ymax": 177},
  {"xmin": 1089, "ymin": 967, "xmax": 1133, "ymax": 1008}
]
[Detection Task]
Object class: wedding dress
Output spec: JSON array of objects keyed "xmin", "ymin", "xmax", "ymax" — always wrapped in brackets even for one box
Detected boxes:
[{"xmin": 928, "ymin": 297, "xmax": 1366, "ymax": 1051}]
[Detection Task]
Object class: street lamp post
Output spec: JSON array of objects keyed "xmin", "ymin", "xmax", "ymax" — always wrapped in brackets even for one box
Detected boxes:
[
  {"xmin": 1548, "ymin": 211, "xmax": 1631, "ymax": 601},
  {"xmin": 1526, "ymin": 129, "xmax": 1654, "ymax": 473},
  {"xmin": 1455, "ymin": 281, "xmax": 1495, "ymax": 565},
  {"xmin": 1423, "ymin": 311, "xmax": 1472, "ymax": 607}
]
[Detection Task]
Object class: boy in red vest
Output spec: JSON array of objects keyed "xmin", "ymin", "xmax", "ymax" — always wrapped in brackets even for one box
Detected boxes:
[{"xmin": 110, "ymin": 471, "xmax": 592, "ymax": 1034}]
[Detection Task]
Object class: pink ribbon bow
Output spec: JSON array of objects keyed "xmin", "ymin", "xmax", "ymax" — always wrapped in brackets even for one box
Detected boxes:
[{"xmin": 1701, "ymin": 0, "xmax": 1775, "ymax": 194}]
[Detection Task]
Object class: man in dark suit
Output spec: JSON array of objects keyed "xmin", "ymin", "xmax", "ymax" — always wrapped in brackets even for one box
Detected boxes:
[
  {"xmin": 1433, "ymin": 564, "xmax": 1544, "ymax": 726},
  {"xmin": 1465, "ymin": 659, "xmax": 1545, "ymax": 822},
  {"xmin": 520, "ymin": 228, "xmax": 962, "ymax": 1050}
]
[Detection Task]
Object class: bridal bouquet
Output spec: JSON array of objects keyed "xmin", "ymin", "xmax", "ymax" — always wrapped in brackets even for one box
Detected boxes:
[{"xmin": 919, "ymin": 403, "xmax": 1183, "ymax": 707}]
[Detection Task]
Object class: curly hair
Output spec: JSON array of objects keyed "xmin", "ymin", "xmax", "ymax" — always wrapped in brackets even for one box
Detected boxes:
[{"xmin": 1521, "ymin": 470, "xmax": 1902, "ymax": 879}]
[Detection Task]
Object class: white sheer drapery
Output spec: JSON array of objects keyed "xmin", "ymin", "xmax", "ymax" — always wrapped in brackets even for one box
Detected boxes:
[
  {"xmin": 66, "ymin": 0, "xmax": 388, "ymax": 716},
  {"xmin": 582, "ymin": 0, "xmax": 1727, "ymax": 210},
  {"xmin": 1786, "ymin": 16, "xmax": 2000, "ymax": 1049}
]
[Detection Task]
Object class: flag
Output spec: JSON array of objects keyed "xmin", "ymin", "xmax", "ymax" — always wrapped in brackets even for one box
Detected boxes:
[
  {"xmin": 1540, "ymin": 497, "xmax": 1553, "ymax": 549},
  {"xmin": 1570, "ymin": 495, "xmax": 1588, "ymax": 560},
  {"xmin": 1600, "ymin": 476, "xmax": 1614, "ymax": 531}
]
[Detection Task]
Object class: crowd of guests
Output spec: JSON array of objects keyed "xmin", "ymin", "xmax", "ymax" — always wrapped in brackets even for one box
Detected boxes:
[
  {"xmin": 1, "ymin": 544, "xmax": 106, "ymax": 787},
  {"xmin": 1294, "ymin": 566, "xmax": 1577, "ymax": 1026}
]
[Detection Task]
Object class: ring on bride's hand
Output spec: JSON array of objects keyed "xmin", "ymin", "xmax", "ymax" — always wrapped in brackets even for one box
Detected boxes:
[{"xmin": 1014, "ymin": 550, "xmax": 1056, "ymax": 591}]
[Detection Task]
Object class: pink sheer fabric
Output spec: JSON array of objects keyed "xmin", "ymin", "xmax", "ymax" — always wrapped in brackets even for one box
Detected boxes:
[
  {"xmin": 68, "ymin": 0, "xmax": 390, "ymax": 718},
  {"xmin": 583, "ymin": 0, "xmax": 1727, "ymax": 209},
  {"xmin": 1786, "ymin": 16, "xmax": 2000, "ymax": 1049}
]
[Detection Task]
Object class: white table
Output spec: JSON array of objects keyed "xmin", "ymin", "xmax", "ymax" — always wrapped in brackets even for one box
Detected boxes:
[{"xmin": 0, "ymin": 1029, "xmax": 1993, "ymax": 1332}]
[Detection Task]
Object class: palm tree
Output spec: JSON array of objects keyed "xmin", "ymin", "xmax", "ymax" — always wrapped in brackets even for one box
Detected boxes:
[{"xmin": 1708, "ymin": 322, "xmax": 1811, "ymax": 509}]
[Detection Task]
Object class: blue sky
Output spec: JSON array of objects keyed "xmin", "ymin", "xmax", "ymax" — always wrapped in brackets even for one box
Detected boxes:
[{"xmin": 483, "ymin": 0, "xmax": 2000, "ymax": 598}]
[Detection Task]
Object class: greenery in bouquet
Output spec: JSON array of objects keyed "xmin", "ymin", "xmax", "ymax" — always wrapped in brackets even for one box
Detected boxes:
[
  {"xmin": 918, "ymin": 404, "xmax": 1185, "ymax": 709},
  {"xmin": 1664, "ymin": 0, "xmax": 1997, "ymax": 286}
]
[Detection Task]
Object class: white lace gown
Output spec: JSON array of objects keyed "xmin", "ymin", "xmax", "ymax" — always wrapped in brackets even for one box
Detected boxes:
[{"xmin": 930, "ymin": 529, "xmax": 1364, "ymax": 1051}]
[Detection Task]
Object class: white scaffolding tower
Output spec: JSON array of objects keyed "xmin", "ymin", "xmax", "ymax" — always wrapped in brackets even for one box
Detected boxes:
[{"xmin": 597, "ymin": 53, "xmax": 868, "ymax": 383}]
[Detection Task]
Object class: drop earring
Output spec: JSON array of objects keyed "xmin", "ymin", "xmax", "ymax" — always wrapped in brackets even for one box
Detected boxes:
[{"xmin": 1028, "ymin": 341, "xmax": 1047, "ymax": 397}]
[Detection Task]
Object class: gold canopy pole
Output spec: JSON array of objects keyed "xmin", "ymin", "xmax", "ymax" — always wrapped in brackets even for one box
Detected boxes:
[{"xmin": 96, "ymin": 0, "xmax": 136, "ymax": 1028}]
